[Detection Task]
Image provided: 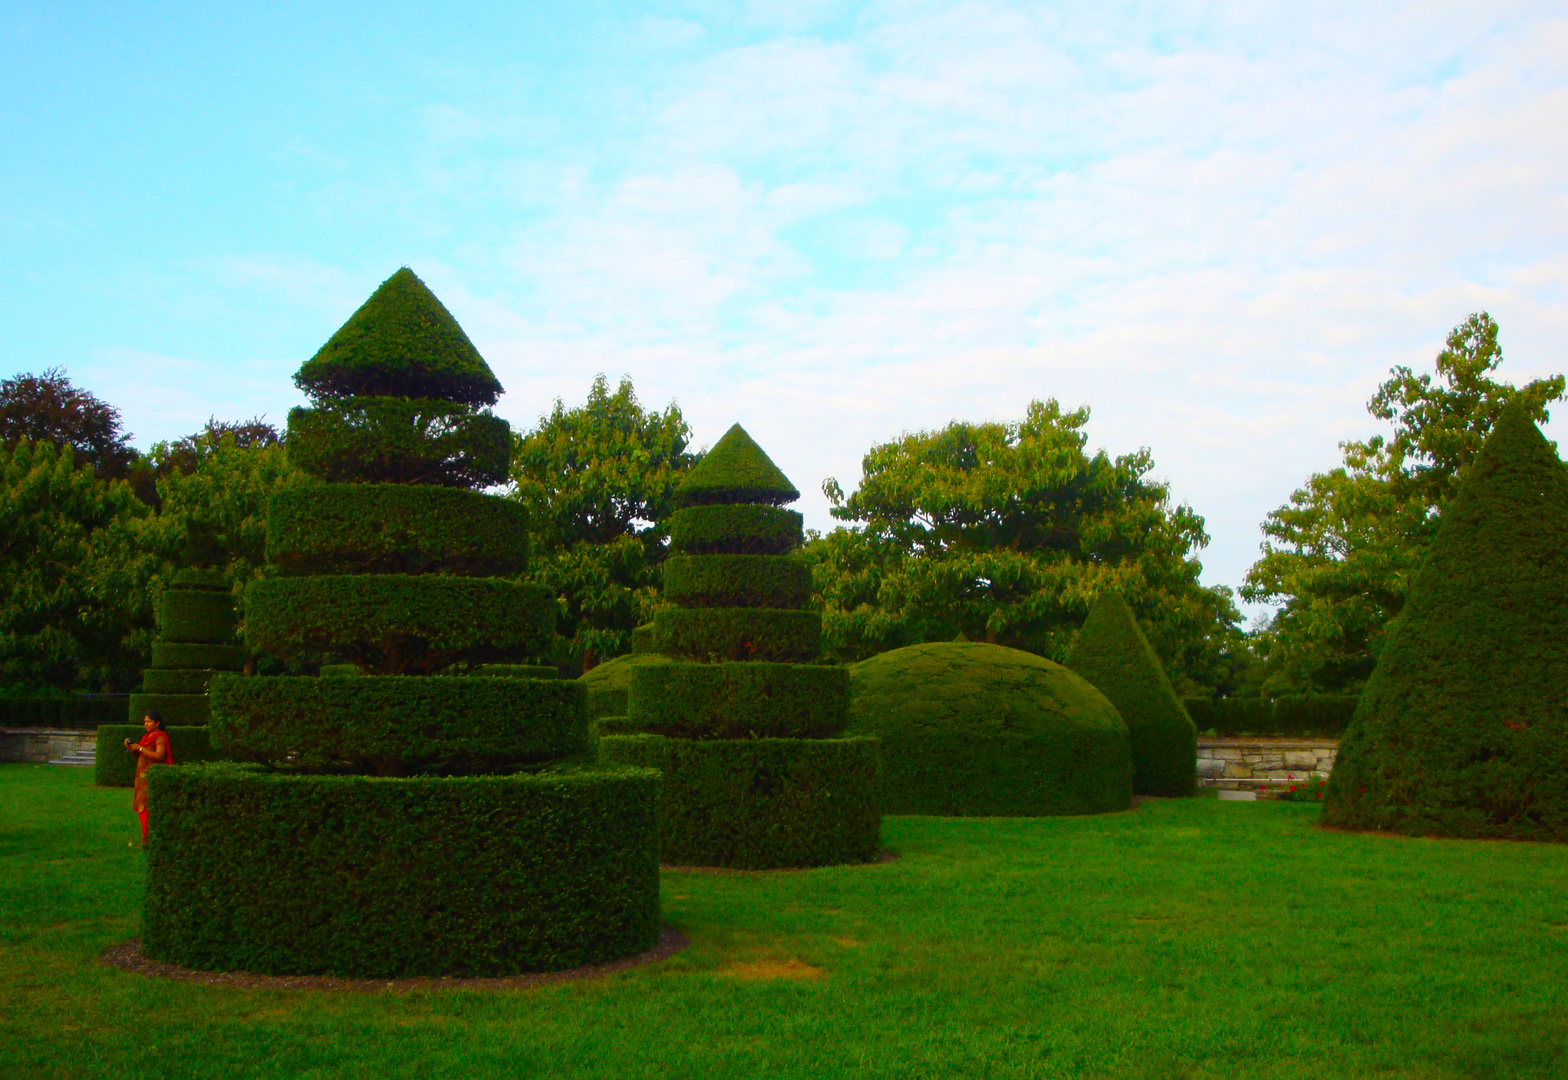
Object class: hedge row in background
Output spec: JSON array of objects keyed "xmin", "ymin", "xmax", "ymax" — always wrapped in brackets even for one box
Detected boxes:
[
  {"xmin": 627, "ymin": 662, "xmax": 849, "ymax": 739},
  {"xmin": 210, "ymin": 674, "xmax": 590, "ymax": 775},
  {"xmin": 1183, "ymin": 696, "xmax": 1360, "ymax": 738},
  {"xmin": 598, "ymin": 735, "xmax": 880, "ymax": 869},
  {"xmin": 662, "ymin": 554, "xmax": 811, "ymax": 610},
  {"xmin": 267, "ymin": 484, "xmax": 529, "ymax": 577},
  {"xmin": 143, "ymin": 763, "xmax": 662, "ymax": 977},
  {"xmin": 1, "ymin": 698, "xmax": 126, "ymax": 729},
  {"xmin": 94, "ymin": 725, "xmax": 217, "ymax": 787},
  {"xmin": 666, "ymin": 505, "xmax": 802, "ymax": 556},
  {"xmin": 648, "ymin": 608, "xmax": 821, "ymax": 662}
]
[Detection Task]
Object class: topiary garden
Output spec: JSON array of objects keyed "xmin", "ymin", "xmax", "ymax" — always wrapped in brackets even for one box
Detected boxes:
[
  {"xmin": 598, "ymin": 424, "xmax": 882, "ymax": 869},
  {"xmin": 138, "ymin": 267, "xmax": 663, "ymax": 977}
]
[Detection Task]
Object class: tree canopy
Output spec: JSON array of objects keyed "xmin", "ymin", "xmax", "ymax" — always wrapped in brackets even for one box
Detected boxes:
[{"xmin": 0, "ymin": 367, "xmax": 138, "ymax": 479}]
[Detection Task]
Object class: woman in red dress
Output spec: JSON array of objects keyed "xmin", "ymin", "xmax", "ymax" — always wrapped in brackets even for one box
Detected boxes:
[{"xmin": 124, "ymin": 710, "xmax": 172, "ymax": 847}]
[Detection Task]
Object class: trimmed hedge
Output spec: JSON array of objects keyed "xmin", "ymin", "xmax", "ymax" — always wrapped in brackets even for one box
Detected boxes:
[
  {"xmin": 294, "ymin": 267, "xmax": 503, "ymax": 406},
  {"xmin": 628, "ymin": 662, "xmax": 849, "ymax": 739},
  {"xmin": 0, "ymin": 697, "xmax": 125, "ymax": 729},
  {"xmin": 847, "ymin": 642, "xmax": 1132, "ymax": 816},
  {"xmin": 140, "ymin": 670, "xmax": 213, "ymax": 695},
  {"xmin": 663, "ymin": 555, "xmax": 810, "ymax": 610},
  {"xmin": 667, "ymin": 505, "xmax": 803, "ymax": 556},
  {"xmin": 172, "ymin": 568, "xmax": 228, "ymax": 590},
  {"xmin": 127, "ymin": 693, "xmax": 210, "ymax": 727},
  {"xmin": 650, "ymin": 608, "xmax": 821, "ymax": 663},
  {"xmin": 266, "ymin": 484, "xmax": 528, "ymax": 577},
  {"xmin": 157, "ymin": 589, "xmax": 236, "ymax": 645},
  {"xmin": 151, "ymin": 643, "xmax": 245, "ymax": 671},
  {"xmin": 245, "ymin": 576, "xmax": 553, "ymax": 672},
  {"xmin": 287, "ymin": 399, "xmax": 510, "ymax": 489},
  {"xmin": 598, "ymin": 735, "xmax": 880, "ymax": 869},
  {"xmin": 676, "ymin": 424, "xmax": 800, "ymax": 507},
  {"xmin": 94, "ymin": 725, "xmax": 217, "ymax": 787},
  {"xmin": 142, "ymin": 763, "xmax": 662, "ymax": 976},
  {"xmin": 1067, "ymin": 592, "xmax": 1196, "ymax": 798},
  {"xmin": 210, "ymin": 674, "xmax": 589, "ymax": 774},
  {"xmin": 1183, "ymin": 696, "xmax": 1360, "ymax": 738},
  {"xmin": 319, "ymin": 664, "xmax": 365, "ymax": 677},
  {"xmin": 579, "ymin": 653, "xmax": 675, "ymax": 718},
  {"xmin": 475, "ymin": 664, "xmax": 558, "ymax": 679}
]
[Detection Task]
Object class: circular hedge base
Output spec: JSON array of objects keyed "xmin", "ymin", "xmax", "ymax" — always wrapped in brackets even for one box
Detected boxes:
[
  {"xmin": 598, "ymin": 734, "xmax": 881, "ymax": 870},
  {"xmin": 142, "ymin": 763, "xmax": 662, "ymax": 978},
  {"xmin": 847, "ymin": 642, "xmax": 1132, "ymax": 816}
]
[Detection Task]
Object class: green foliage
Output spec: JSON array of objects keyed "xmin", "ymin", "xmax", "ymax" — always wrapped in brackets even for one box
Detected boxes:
[
  {"xmin": 94, "ymin": 725, "xmax": 217, "ymax": 787},
  {"xmin": 245, "ymin": 576, "xmax": 554, "ymax": 674},
  {"xmin": 598, "ymin": 735, "xmax": 880, "ymax": 869},
  {"xmin": 579, "ymin": 652, "xmax": 674, "ymax": 718},
  {"xmin": 663, "ymin": 554, "xmax": 810, "ymax": 610},
  {"xmin": 0, "ymin": 439, "xmax": 153, "ymax": 690},
  {"xmin": 127, "ymin": 693, "xmax": 210, "ymax": 727},
  {"xmin": 287, "ymin": 399, "xmax": 510, "ymax": 488},
  {"xmin": 1182, "ymin": 696, "xmax": 1359, "ymax": 738},
  {"xmin": 210, "ymin": 674, "xmax": 590, "ymax": 775},
  {"xmin": 811, "ymin": 399, "xmax": 1239, "ymax": 692},
  {"xmin": 140, "ymin": 669, "xmax": 212, "ymax": 694},
  {"xmin": 1322, "ymin": 406, "xmax": 1568, "ymax": 841},
  {"xmin": 294, "ymin": 268, "xmax": 503, "ymax": 405},
  {"xmin": 675, "ymin": 423, "xmax": 799, "ymax": 507},
  {"xmin": 155, "ymin": 587, "xmax": 236, "ymax": 645},
  {"xmin": 1244, "ymin": 312, "xmax": 1564, "ymax": 695},
  {"xmin": 150, "ymin": 643, "xmax": 244, "ymax": 670},
  {"xmin": 846, "ymin": 642, "xmax": 1131, "ymax": 816},
  {"xmin": 1068, "ymin": 592, "xmax": 1196, "ymax": 797},
  {"xmin": 141, "ymin": 763, "xmax": 662, "ymax": 976},
  {"xmin": 627, "ymin": 662, "xmax": 849, "ymax": 739},
  {"xmin": 267, "ymin": 484, "xmax": 528, "ymax": 577},
  {"xmin": 649, "ymin": 608, "xmax": 821, "ymax": 662},
  {"xmin": 508, "ymin": 375, "xmax": 697, "ymax": 667},
  {"xmin": 667, "ymin": 504, "xmax": 803, "ymax": 556},
  {"xmin": 475, "ymin": 664, "xmax": 558, "ymax": 679},
  {"xmin": 0, "ymin": 697, "xmax": 123, "ymax": 728}
]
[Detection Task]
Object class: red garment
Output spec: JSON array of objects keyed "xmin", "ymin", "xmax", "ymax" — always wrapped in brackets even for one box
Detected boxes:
[
  {"xmin": 139, "ymin": 728, "xmax": 173, "ymax": 764},
  {"xmin": 132, "ymin": 730, "xmax": 171, "ymax": 844}
]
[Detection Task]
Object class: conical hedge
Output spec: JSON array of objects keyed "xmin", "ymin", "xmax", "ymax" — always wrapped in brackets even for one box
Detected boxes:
[
  {"xmin": 1322, "ymin": 404, "xmax": 1568, "ymax": 841},
  {"xmin": 1068, "ymin": 591, "xmax": 1196, "ymax": 797},
  {"xmin": 294, "ymin": 268, "xmax": 502, "ymax": 404},
  {"xmin": 676, "ymin": 423, "xmax": 800, "ymax": 506}
]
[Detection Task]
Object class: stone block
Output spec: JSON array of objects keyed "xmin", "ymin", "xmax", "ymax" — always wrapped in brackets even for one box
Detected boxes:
[
  {"xmin": 1222, "ymin": 762, "xmax": 1253, "ymax": 778},
  {"xmin": 1284, "ymin": 751, "xmax": 1318, "ymax": 767}
]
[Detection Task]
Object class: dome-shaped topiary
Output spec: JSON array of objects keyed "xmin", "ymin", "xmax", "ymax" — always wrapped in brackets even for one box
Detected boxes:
[
  {"xmin": 579, "ymin": 652, "xmax": 675, "ymax": 719},
  {"xmin": 294, "ymin": 267, "xmax": 502, "ymax": 405},
  {"xmin": 1068, "ymin": 591, "xmax": 1196, "ymax": 797},
  {"xmin": 846, "ymin": 641, "xmax": 1131, "ymax": 815},
  {"xmin": 1322, "ymin": 404, "xmax": 1568, "ymax": 841},
  {"xmin": 676, "ymin": 423, "xmax": 800, "ymax": 506}
]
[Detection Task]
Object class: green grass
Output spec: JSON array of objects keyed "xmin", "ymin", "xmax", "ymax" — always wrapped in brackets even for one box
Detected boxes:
[{"xmin": 3, "ymin": 764, "xmax": 1567, "ymax": 1080}]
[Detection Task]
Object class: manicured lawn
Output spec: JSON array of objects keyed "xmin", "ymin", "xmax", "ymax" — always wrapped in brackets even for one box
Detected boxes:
[{"xmin": 3, "ymin": 763, "xmax": 1566, "ymax": 1080}]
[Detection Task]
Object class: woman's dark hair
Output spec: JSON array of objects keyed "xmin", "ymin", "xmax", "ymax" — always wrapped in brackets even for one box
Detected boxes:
[{"xmin": 143, "ymin": 709, "xmax": 164, "ymax": 728}]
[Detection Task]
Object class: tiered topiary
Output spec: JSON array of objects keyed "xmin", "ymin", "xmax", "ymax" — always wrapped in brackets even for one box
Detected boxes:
[
  {"xmin": 95, "ymin": 568, "xmax": 238, "ymax": 786},
  {"xmin": 1067, "ymin": 591, "xmax": 1197, "ymax": 797},
  {"xmin": 140, "ymin": 268, "xmax": 662, "ymax": 976},
  {"xmin": 1322, "ymin": 404, "xmax": 1568, "ymax": 842},
  {"xmin": 598, "ymin": 424, "xmax": 881, "ymax": 869},
  {"xmin": 846, "ymin": 642, "xmax": 1131, "ymax": 816}
]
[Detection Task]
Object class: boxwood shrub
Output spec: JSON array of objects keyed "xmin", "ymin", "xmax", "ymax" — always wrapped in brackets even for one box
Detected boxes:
[
  {"xmin": 142, "ymin": 763, "xmax": 662, "ymax": 976},
  {"xmin": 667, "ymin": 505, "xmax": 802, "ymax": 556},
  {"xmin": 598, "ymin": 734, "xmax": 880, "ymax": 869},
  {"xmin": 156, "ymin": 589, "xmax": 236, "ymax": 645},
  {"xmin": 475, "ymin": 664, "xmax": 558, "ymax": 680},
  {"xmin": 151, "ymin": 643, "xmax": 245, "ymax": 671},
  {"xmin": 127, "ymin": 693, "xmax": 210, "ymax": 727},
  {"xmin": 663, "ymin": 555, "xmax": 810, "ymax": 610},
  {"xmin": 245, "ymin": 576, "xmax": 553, "ymax": 672},
  {"xmin": 650, "ymin": 609, "xmax": 821, "ymax": 662},
  {"xmin": 266, "ymin": 484, "xmax": 528, "ymax": 577},
  {"xmin": 140, "ymin": 669, "xmax": 213, "ymax": 695},
  {"xmin": 287, "ymin": 398, "xmax": 509, "ymax": 488},
  {"xmin": 628, "ymin": 662, "xmax": 849, "ymax": 739},
  {"xmin": 94, "ymin": 725, "xmax": 217, "ymax": 787},
  {"xmin": 210, "ymin": 674, "xmax": 589, "ymax": 774},
  {"xmin": 674, "ymin": 423, "xmax": 800, "ymax": 507}
]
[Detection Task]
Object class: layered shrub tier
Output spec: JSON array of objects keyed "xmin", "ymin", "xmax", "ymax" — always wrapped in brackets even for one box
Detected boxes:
[
  {"xmin": 663, "ymin": 554, "xmax": 811, "ymax": 609},
  {"xmin": 157, "ymin": 589, "xmax": 238, "ymax": 644},
  {"xmin": 150, "ymin": 643, "xmax": 245, "ymax": 670},
  {"xmin": 599, "ymin": 736, "xmax": 879, "ymax": 869},
  {"xmin": 648, "ymin": 608, "xmax": 821, "ymax": 662},
  {"xmin": 267, "ymin": 484, "xmax": 529, "ymax": 577},
  {"xmin": 628, "ymin": 662, "xmax": 848, "ymax": 739},
  {"xmin": 143, "ymin": 763, "xmax": 661, "ymax": 976},
  {"xmin": 287, "ymin": 398, "xmax": 510, "ymax": 487},
  {"xmin": 666, "ymin": 505, "xmax": 802, "ymax": 556}
]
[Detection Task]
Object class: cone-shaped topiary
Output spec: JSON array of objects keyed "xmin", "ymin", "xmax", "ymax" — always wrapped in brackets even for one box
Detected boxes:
[
  {"xmin": 1322, "ymin": 404, "xmax": 1568, "ymax": 841},
  {"xmin": 141, "ymin": 271, "xmax": 661, "ymax": 977},
  {"xmin": 675, "ymin": 423, "xmax": 800, "ymax": 506},
  {"xmin": 294, "ymin": 267, "xmax": 502, "ymax": 404},
  {"xmin": 1067, "ymin": 591, "xmax": 1196, "ymax": 797}
]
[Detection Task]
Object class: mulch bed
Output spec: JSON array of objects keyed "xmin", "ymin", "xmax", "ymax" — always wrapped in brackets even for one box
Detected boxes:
[
  {"xmin": 99, "ymin": 924, "xmax": 688, "ymax": 993},
  {"xmin": 661, "ymin": 848, "xmax": 900, "ymax": 875}
]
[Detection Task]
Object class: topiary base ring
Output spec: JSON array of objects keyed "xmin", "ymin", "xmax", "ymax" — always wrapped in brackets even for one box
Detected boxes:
[{"xmin": 100, "ymin": 926, "xmax": 688, "ymax": 994}]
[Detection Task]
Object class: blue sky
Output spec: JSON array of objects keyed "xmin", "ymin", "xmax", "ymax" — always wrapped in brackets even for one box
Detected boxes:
[{"xmin": 4, "ymin": 0, "xmax": 1565, "ymax": 618}]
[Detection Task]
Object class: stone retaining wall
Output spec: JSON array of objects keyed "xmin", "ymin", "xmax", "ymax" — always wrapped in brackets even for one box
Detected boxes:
[
  {"xmin": 1196, "ymin": 738, "xmax": 1337, "ymax": 790},
  {"xmin": 0, "ymin": 728, "xmax": 95, "ymax": 764}
]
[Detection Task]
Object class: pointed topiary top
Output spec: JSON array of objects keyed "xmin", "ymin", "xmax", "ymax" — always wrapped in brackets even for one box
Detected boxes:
[
  {"xmin": 1322, "ymin": 403, "xmax": 1568, "ymax": 841},
  {"xmin": 294, "ymin": 268, "xmax": 502, "ymax": 405},
  {"xmin": 677, "ymin": 423, "xmax": 800, "ymax": 507},
  {"xmin": 1068, "ymin": 590, "xmax": 1196, "ymax": 798}
]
